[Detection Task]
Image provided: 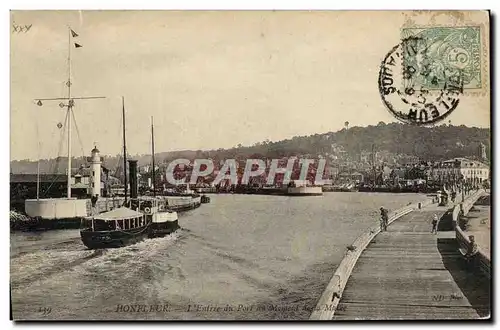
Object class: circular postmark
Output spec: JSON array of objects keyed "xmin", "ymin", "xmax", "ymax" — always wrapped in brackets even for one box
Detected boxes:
[{"xmin": 378, "ymin": 36, "xmax": 464, "ymax": 125}]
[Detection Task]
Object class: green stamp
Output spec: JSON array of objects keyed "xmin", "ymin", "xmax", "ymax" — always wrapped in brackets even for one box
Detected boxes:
[{"xmin": 401, "ymin": 26, "xmax": 481, "ymax": 90}]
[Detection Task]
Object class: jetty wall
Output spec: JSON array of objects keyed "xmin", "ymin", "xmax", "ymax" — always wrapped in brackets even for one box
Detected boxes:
[
  {"xmin": 309, "ymin": 197, "xmax": 434, "ymax": 320},
  {"xmin": 452, "ymin": 190, "xmax": 490, "ymax": 278}
]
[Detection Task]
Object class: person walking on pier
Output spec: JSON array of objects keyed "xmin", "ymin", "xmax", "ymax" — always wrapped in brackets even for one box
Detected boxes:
[
  {"xmin": 431, "ymin": 214, "xmax": 439, "ymax": 234},
  {"xmin": 465, "ymin": 235, "xmax": 479, "ymax": 269},
  {"xmin": 380, "ymin": 207, "xmax": 388, "ymax": 231},
  {"xmin": 451, "ymin": 191, "xmax": 457, "ymax": 203}
]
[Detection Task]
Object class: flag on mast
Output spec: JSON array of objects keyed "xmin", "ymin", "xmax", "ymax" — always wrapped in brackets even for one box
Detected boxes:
[{"xmin": 71, "ymin": 28, "xmax": 82, "ymax": 47}]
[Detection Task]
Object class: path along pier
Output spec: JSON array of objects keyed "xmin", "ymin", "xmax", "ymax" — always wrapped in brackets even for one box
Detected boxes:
[{"xmin": 311, "ymin": 190, "xmax": 490, "ymax": 320}]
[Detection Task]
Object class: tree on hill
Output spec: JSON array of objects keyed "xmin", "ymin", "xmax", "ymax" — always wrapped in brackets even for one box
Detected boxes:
[{"xmin": 10, "ymin": 123, "xmax": 490, "ymax": 174}]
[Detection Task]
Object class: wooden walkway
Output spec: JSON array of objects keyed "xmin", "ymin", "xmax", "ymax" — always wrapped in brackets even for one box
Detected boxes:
[{"xmin": 333, "ymin": 206, "xmax": 491, "ymax": 320}]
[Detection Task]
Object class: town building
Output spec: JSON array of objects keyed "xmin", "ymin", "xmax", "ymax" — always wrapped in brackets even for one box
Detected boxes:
[{"xmin": 427, "ymin": 158, "xmax": 490, "ymax": 185}]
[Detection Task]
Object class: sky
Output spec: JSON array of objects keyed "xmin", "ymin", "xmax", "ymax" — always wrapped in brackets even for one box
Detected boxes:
[{"xmin": 10, "ymin": 10, "xmax": 490, "ymax": 161}]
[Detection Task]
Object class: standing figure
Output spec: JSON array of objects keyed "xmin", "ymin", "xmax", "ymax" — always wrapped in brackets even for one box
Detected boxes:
[
  {"xmin": 380, "ymin": 207, "xmax": 388, "ymax": 231},
  {"xmin": 431, "ymin": 214, "xmax": 438, "ymax": 234},
  {"xmin": 465, "ymin": 235, "xmax": 479, "ymax": 269}
]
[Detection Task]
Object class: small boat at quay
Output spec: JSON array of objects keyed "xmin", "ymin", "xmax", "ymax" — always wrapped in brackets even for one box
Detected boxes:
[
  {"xmin": 201, "ymin": 195, "xmax": 211, "ymax": 204},
  {"xmin": 142, "ymin": 116, "xmax": 179, "ymax": 236},
  {"xmin": 136, "ymin": 197, "xmax": 179, "ymax": 238}
]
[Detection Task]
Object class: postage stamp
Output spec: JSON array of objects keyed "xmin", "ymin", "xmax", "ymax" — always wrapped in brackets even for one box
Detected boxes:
[
  {"xmin": 400, "ymin": 26, "xmax": 482, "ymax": 90},
  {"xmin": 378, "ymin": 36, "xmax": 464, "ymax": 125}
]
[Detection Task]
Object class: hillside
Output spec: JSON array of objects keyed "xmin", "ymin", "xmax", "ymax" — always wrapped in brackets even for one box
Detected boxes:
[{"xmin": 10, "ymin": 122, "xmax": 490, "ymax": 174}]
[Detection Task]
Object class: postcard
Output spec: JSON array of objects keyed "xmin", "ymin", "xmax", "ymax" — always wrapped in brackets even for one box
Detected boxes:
[{"xmin": 10, "ymin": 10, "xmax": 490, "ymax": 321}]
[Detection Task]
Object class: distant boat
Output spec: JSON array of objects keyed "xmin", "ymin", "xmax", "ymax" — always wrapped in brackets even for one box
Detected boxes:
[
  {"xmin": 339, "ymin": 183, "xmax": 358, "ymax": 192},
  {"xmin": 287, "ymin": 186, "xmax": 323, "ymax": 196},
  {"xmin": 286, "ymin": 181, "xmax": 323, "ymax": 196},
  {"xmin": 163, "ymin": 195, "xmax": 202, "ymax": 212}
]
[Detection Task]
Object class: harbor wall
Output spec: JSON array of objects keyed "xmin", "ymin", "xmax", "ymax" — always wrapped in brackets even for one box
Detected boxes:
[
  {"xmin": 22, "ymin": 197, "xmax": 126, "ymax": 219},
  {"xmin": 12, "ymin": 195, "xmax": 201, "ymax": 223},
  {"xmin": 25, "ymin": 198, "xmax": 88, "ymax": 218},
  {"xmin": 309, "ymin": 197, "xmax": 434, "ymax": 320},
  {"xmin": 452, "ymin": 190, "xmax": 490, "ymax": 278}
]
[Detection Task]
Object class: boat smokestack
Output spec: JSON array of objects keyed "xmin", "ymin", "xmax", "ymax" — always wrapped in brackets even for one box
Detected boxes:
[{"xmin": 128, "ymin": 160, "xmax": 138, "ymax": 199}]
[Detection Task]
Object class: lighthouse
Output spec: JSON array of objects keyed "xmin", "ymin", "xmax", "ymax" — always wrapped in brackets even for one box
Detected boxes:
[{"xmin": 90, "ymin": 146, "xmax": 102, "ymax": 197}]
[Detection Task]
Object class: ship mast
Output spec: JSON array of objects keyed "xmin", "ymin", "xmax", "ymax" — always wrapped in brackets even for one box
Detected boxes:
[
  {"xmin": 151, "ymin": 116, "xmax": 156, "ymax": 198},
  {"xmin": 122, "ymin": 97, "xmax": 128, "ymax": 203},
  {"xmin": 66, "ymin": 26, "xmax": 72, "ymax": 199},
  {"xmin": 36, "ymin": 109, "xmax": 40, "ymax": 200},
  {"xmin": 34, "ymin": 26, "xmax": 105, "ymax": 199}
]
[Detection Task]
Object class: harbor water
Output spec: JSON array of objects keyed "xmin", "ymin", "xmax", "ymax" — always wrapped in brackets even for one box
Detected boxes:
[{"xmin": 11, "ymin": 193, "xmax": 428, "ymax": 320}]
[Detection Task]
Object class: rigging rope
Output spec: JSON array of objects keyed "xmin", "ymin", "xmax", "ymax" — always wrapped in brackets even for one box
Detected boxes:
[
  {"xmin": 42, "ymin": 111, "xmax": 69, "ymax": 197},
  {"xmin": 113, "ymin": 111, "xmax": 124, "ymax": 179},
  {"xmin": 71, "ymin": 108, "xmax": 87, "ymax": 165}
]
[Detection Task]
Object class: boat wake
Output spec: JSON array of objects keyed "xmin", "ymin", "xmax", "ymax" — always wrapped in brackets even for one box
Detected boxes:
[{"xmin": 10, "ymin": 230, "xmax": 184, "ymax": 293}]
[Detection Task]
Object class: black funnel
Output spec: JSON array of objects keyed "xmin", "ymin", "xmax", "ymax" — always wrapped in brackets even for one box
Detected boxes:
[{"xmin": 128, "ymin": 160, "xmax": 138, "ymax": 199}]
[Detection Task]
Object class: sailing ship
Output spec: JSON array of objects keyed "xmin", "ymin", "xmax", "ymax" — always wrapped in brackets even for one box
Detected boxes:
[
  {"xmin": 144, "ymin": 116, "xmax": 179, "ymax": 238},
  {"xmin": 23, "ymin": 27, "xmax": 106, "ymax": 230}
]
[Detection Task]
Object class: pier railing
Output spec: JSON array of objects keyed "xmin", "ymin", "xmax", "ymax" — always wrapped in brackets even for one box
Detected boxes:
[
  {"xmin": 309, "ymin": 198, "xmax": 433, "ymax": 320},
  {"xmin": 452, "ymin": 189, "xmax": 490, "ymax": 278}
]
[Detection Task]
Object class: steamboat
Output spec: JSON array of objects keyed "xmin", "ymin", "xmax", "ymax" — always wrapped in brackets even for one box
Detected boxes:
[{"xmin": 80, "ymin": 159, "xmax": 179, "ymax": 248}]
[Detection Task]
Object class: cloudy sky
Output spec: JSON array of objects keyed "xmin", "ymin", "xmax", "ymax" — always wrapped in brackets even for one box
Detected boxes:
[{"xmin": 10, "ymin": 10, "xmax": 490, "ymax": 160}]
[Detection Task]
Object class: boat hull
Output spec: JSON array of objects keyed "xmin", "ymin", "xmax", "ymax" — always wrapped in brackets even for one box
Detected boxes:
[
  {"xmin": 166, "ymin": 196, "xmax": 201, "ymax": 212},
  {"xmin": 80, "ymin": 225, "xmax": 150, "ymax": 249},
  {"xmin": 148, "ymin": 220, "xmax": 180, "ymax": 238},
  {"xmin": 286, "ymin": 186, "xmax": 323, "ymax": 196},
  {"xmin": 286, "ymin": 192, "xmax": 324, "ymax": 196}
]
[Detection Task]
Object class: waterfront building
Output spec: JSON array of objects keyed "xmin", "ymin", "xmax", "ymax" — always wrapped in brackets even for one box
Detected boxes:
[
  {"xmin": 337, "ymin": 171, "xmax": 364, "ymax": 184},
  {"xmin": 428, "ymin": 158, "xmax": 490, "ymax": 185}
]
